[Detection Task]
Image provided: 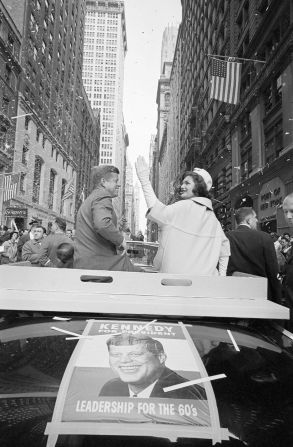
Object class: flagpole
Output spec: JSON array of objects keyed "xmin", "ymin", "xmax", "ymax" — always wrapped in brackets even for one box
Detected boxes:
[{"xmin": 207, "ymin": 54, "xmax": 266, "ymax": 64}]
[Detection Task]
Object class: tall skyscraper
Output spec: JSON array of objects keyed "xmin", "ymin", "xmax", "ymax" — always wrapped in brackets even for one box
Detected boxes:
[
  {"xmin": 160, "ymin": 25, "xmax": 178, "ymax": 73},
  {"xmin": 83, "ymin": 0, "xmax": 127, "ymax": 170}
]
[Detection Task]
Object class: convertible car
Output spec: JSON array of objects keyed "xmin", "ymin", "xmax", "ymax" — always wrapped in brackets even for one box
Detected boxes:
[{"xmin": 0, "ymin": 266, "xmax": 292, "ymax": 447}]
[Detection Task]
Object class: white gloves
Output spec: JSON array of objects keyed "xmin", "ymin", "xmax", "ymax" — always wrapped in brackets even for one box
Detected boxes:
[
  {"xmin": 218, "ymin": 256, "xmax": 229, "ymax": 276},
  {"xmin": 135, "ymin": 155, "xmax": 157, "ymax": 209}
]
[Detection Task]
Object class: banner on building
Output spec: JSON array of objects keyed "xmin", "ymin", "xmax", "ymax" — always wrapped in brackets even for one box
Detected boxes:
[{"xmin": 4, "ymin": 207, "xmax": 28, "ymax": 218}]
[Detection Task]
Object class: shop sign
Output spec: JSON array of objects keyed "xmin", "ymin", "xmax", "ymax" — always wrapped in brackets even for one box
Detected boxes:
[
  {"xmin": 4, "ymin": 207, "xmax": 28, "ymax": 218},
  {"xmin": 258, "ymin": 178, "xmax": 285, "ymax": 221},
  {"xmin": 45, "ymin": 319, "xmax": 228, "ymax": 445}
]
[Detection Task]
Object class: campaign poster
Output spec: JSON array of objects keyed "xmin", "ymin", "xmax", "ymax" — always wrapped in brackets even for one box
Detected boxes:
[{"xmin": 61, "ymin": 320, "xmax": 211, "ymax": 426}]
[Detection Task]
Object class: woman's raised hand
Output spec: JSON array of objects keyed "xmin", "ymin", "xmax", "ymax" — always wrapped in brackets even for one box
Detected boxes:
[{"xmin": 135, "ymin": 155, "xmax": 149, "ymax": 184}]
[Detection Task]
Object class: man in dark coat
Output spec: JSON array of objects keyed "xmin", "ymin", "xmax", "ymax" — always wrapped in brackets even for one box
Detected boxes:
[
  {"xmin": 99, "ymin": 333, "xmax": 206, "ymax": 400},
  {"xmin": 282, "ymin": 194, "xmax": 293, "ymax": 320},
  {"xmin": 0, "ymin": 225, "xmax": 10, "ymax": 245},
  {"xmin": 227, "ymin": 207, "xmax": 282, "ymax": 302},
  {"xmin": 74, "ymin": 165, "xmax": 138, "ymax": 271}
]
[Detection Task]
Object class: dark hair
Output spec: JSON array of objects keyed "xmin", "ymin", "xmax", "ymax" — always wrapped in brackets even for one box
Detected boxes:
[
  {"xmin": 35, "ymin": 225, "xmax": 45, "ymax": 233},
  {"xmin": 91, "ymin": 165, "xmax": 119, "ymax": 190},
  {"xmin": 106, "ymin": 333, "xmax": 164, "ymax": 356},
  {"xmin": 269, "ymin": 232, "xmax": 279, "ymax": 242},
  {"xmin": 282, "ymin": 233, "xmax": 290, "ymax": 241},
  {"xmin": 175, "ymin": 171, "xmax": 211, "ymax": 199},
  {"xmin": 9, "ymin": 231, "xmax": 19, "ymax": 240},
  {"xmin": 235, "ymin": 207, "xmax": 255, "ymax": 225},
  {"xmin": 55, "ymin": 217, "xmax": 66, "ymax": 232},
  {"xmin": 56, "ymin": 242, "xmax": 74, "ymax": 262}
]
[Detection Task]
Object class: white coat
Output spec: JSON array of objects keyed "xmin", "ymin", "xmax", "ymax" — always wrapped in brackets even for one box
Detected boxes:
[{"xmin": 148, "ymin": 197, "xmax": 230, "ymax": 275}]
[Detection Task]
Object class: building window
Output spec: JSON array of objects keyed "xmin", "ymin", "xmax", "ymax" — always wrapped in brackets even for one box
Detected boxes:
[
  {"xmin": 60, "ymin": 178, "xmax": 67, "ymax": 214},
  {"xmin": 48, "ymin": 169, "xmax": 56, "ymax": 209},
  {"xmin": 19, "ymin": 173, "xmax": 26, "ymax": 192},
  {"xmin": 32, "ymin": 156, "xmax": 43, "ymax": 203},
  {"xmin": 240, "ymin": 145, "xmax": 252, "ymax": 181},
  {"xmin": 4, "ymin": 64, "xmax": 11, "ymax": 84},
  {"xmin": 22, "ymin": 145, "xmax": 29, "ymax": 165},
  {"xmin": 8, "ymin": 34, "xmax": 14, "ymax": 52},
  {"xmin": 2, "ymin": 97, "xmax": 9, "ymax": 115},
  {"xmin": 264, "ymin": 119, "xmax": 283, "ymax": 164}
]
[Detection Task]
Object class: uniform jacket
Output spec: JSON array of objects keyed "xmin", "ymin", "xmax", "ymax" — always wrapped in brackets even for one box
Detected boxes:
[
  {"xmin": 227, "ymin": 225, "xmax": 282, "ymax": 302},
  {"xmin": 99, "ymin": 367, "xmax": 206, "ymax": 400},
  {"xmin": 38, "ymin": 233, "xmax": 72, "ymax": 267},
  {"xmin": 17, "ymin": 233, "xmax": 30, "ymax": 261},
  {"xmin": 74, "ymin": 187, "xmax": 138, "ymax": 271},
  {"xmin": 22, "ymin": 239, "xmax": 43, "ymax": 264}
]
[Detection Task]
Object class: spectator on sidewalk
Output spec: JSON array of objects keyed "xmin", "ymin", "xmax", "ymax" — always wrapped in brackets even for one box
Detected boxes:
[
  {"xmin": 282, "ymin": 194, "xmax": 293, "ymax": 316},
  {"xmin": 22, "ymin": 225, "xmax": 45, "ymax": 265},
  {"xmin": 1, "ymin": 231, "xmax": 19, "ymax": 264},
  {"xmin": 226, "ymin": 207, "xmax": 282, "ymax": 302},
  {"xmin": 17, "ymin": 219, "xmax": 39, "ymax": 261},
  {"xmin": 38, "ymin": 217, "xmax": 72, "ymax": 267}
]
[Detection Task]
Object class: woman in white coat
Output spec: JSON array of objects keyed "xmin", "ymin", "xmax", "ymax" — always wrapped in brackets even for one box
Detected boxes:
[{"xmin": 135, "ymin": 156, "xmax": 230, "ymax": 276}]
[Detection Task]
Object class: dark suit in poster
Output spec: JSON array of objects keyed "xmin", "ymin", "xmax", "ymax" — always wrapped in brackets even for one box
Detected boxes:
[{"xmin": 99, "ymin": 366, "xmax": 206, "ymax": 400}]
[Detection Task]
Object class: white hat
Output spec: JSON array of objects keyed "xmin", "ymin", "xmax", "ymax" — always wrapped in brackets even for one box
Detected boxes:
[{"xmin": 193, "ymin": 168, "xmax": 213, "ymax": 191}]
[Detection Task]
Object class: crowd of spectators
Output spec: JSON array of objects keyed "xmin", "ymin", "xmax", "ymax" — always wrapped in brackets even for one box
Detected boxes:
[{"xmin": 0, "ymin": 218, "xmax": 74, "ymax": 268}]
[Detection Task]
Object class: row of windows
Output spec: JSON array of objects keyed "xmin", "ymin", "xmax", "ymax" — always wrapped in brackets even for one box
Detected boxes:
[
  {"xmin": 87, "ymin": 12, "xmax": 118, "ymax": 18},
  {"xmin": 100, "ymin": 158, "xmax": 112, "ymax": 164},
  {"xmin": 101, "ymin": 151, "xmax": 113, "ymax": 157}
]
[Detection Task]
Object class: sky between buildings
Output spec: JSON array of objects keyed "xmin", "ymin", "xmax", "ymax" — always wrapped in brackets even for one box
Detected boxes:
[{"xmin": 123, "ymin": 0, "xmax": 182, "ymax": 230}]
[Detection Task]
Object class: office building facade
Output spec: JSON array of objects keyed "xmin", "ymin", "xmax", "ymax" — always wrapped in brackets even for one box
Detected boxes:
[
  {"xmin": 0, "ymin": 0, "xmax": 21, "ymax": 223},
  {"xmin": 83, "ymin": 0, "xmax": 127, "ymax": 215},
  {"xmin": 161, "ymin": 0, "xmax": 293, "ymax": 233},
  {"xmin": 83, "ymin": 0, "xmax": 127, "ymax": 166},
  {"xmin": 0, "ymin": 0, "xmax": 100, "ymax": 229}
]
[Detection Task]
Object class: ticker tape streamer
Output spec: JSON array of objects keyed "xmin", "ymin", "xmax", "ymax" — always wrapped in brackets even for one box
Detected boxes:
[
  {"xmin": 272, "ymin": 322, "xmax": 293, "ymax": 340},
  {"xmin": 227, "ymin": 330, "xmax": 240, "ymax": 351},
  {"xmin": 163, "ymin": 373, "xmax": 227, "ymax": 393},
  {"xmin": 53, "ymin": 317, "xmax": 71, "ymax": 321},
  {"xmin": 51, "ymin": 326, "xmax": 84, "ymax": 338},
  {"xmin": 65, "ymin": 336, "xmax": 94, "ymax": 341}
]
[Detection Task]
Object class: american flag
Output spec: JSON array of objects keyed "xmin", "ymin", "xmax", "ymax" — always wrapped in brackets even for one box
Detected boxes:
[
  {"xmin": 3, "ymin": 173, "xmax": 19, "ymax": 203},
  {"xmin": 210, "ymin": 58, "xmax": 242, "ymax": 105},
  {"xmin": 62, "ymin": 179, "xmax": 75, "ymax": 201}
]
